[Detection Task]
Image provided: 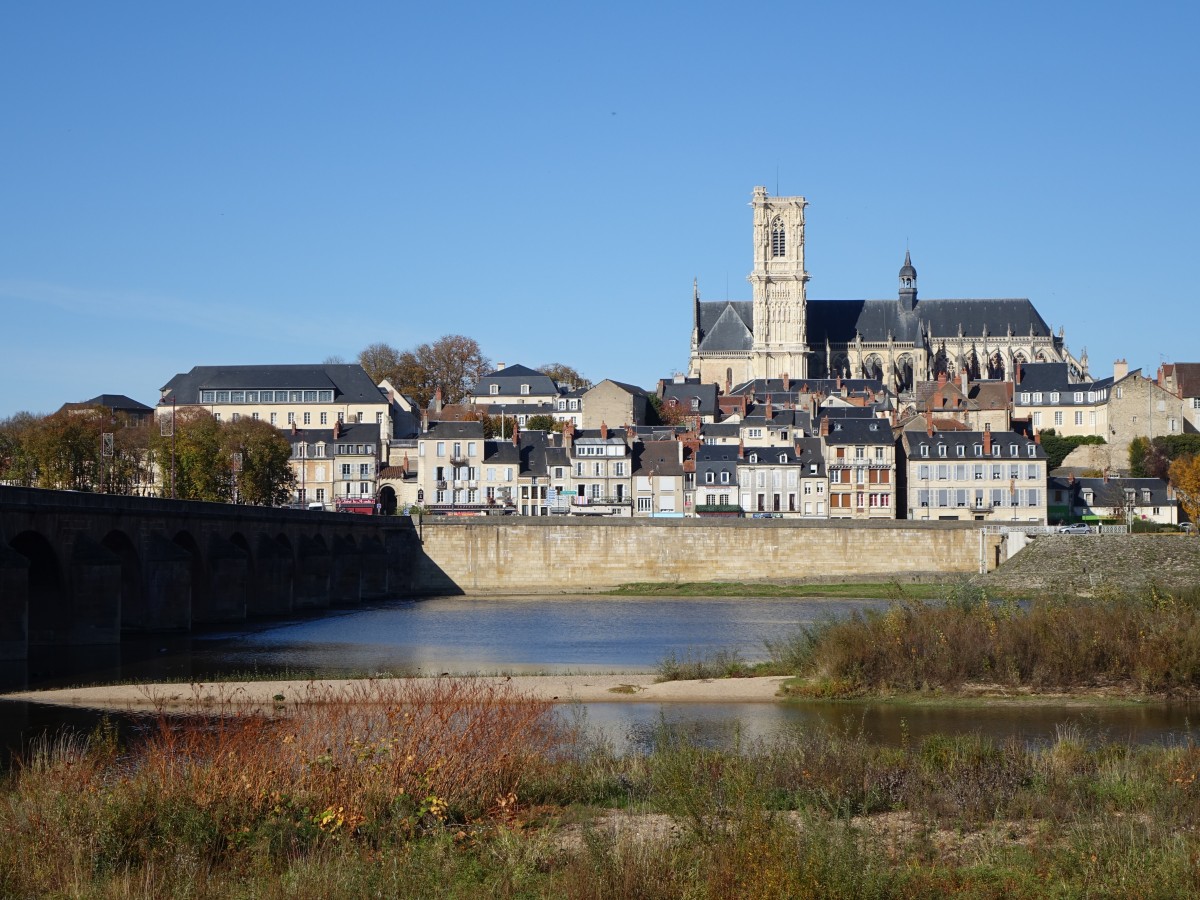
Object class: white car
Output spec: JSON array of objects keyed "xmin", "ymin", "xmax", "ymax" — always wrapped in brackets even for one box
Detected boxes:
[{"xmin": 1057, "ymin": 523, "xmax": 1090, "ymax": 534}]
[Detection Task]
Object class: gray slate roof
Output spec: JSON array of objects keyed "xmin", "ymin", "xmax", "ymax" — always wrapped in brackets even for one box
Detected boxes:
[
  {"xmin": 698, "ymin": 297, "xmax": 1052, "ymax": 351},
  {"xmin": 160, "ymin": 364, "xmax": 383, "ymax": 405}
]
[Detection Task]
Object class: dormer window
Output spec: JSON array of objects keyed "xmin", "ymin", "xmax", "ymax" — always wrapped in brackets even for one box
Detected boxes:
[
  {"xmin": 770, "ymin": 217, "xmax": 786, "ymax": 258},
  {"xmin": 974, "ymin": 444, "xmax": 983, "ymax": 457},
  {"xmin": 489, "ymin": 384, "xmax": 499, "ymax": 395},
  {"xmin": 1027, "ymin": 444, "xmax": 1036, "ymax": 457},
  {"xmin": 520, "ymin": 384, "xmax": 530, "ymax": 395},
  {"xmin": 1009, "ymin": 444, "xmax": 1018, "ymax": 456},
  {"xmin": 779, "ymin": 454, "xmax": 787, "ymax": 464},
  {"xmin": 956, "ymin": 445, "xmax": 965, "ymax": 458},
  {"xmin": 748, "ymin": 453, "xmax": 758, "ymax": 464},
  {"xmin": 937, "ymin": 445, "xmax": 946, "ymax": 458},
  {"xmin": 920, "ymin": 445, "xmax": 929, "ymax": 458}
]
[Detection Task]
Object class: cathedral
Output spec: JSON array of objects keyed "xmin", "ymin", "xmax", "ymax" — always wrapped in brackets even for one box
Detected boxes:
[{"xmin": 688, "ymin": 187, "xmax": 1088, "ymax": 394}]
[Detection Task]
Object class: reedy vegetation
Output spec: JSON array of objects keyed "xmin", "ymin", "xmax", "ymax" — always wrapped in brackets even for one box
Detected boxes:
[
  {"xmin": 771, "ymin": 582, "xmax": 1200, "ymax": 697},
  {"xmin": 3, "ymin": 677, "xmax": 1200, "ymax": 896}
]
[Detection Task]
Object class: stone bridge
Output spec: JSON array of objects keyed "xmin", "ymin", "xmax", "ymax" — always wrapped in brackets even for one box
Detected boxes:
[{"xmin": 0, "ymin": 486, "xmax": 421, "ymax": 660}]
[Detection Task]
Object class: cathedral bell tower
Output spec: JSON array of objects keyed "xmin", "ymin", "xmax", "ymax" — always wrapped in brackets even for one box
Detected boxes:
[
  {"xmin": 749, "ymin": 186, "xmax": 809, "ymax": 380},
  {"xmin": 898, "ymin": 250, "xmax": 917, "ymax": 313}
]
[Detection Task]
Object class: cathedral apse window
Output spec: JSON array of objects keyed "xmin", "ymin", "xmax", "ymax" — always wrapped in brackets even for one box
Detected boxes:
[{"xmin": 770, "ymin": 218, "xmax": 786, "ymax": 258}]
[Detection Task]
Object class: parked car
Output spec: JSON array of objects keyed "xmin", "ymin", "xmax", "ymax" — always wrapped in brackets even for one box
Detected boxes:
[
  {"xmin": 1181, "ymin": 522, "xmax": 1196, "ymax": 533},
  {"xmin": 1057, "ymin": 523, "xmax": 1090, "ymax": 534}
]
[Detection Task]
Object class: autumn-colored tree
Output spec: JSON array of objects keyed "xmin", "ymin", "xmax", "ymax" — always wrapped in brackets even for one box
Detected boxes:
[
  {"xmin": 151, "ymin": 408, "xmax": 230, "ymax": 502},
  {"xmin": 358, "ymin": 342, "xmax": 404, "ymax": 386},
  {"xmin": 359, "ymin": 335, "xmax": 490, "ymax": 408},
  {"xmin": 23, "ymin": 408, "xmax": 105, "ymax": 490},
  {"xmin": 538, "ymin": 363, "xmax": 592, "ymax": 391},
  {"xmin": 1169, "ymin": 454, "xmax": 1200, "ymax": 532},
  {"xmin": 223, "ymin": 417, "xmax": 295, "ymax": 506}
]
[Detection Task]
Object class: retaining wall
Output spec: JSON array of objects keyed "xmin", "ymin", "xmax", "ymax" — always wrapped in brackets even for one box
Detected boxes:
[{"xmin": 413, "ymin": 518, "xmax": 1002, "ymax": 594}]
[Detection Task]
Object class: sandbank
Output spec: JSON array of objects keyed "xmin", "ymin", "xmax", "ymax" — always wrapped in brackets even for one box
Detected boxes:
[{"xmin": 1, "ymin": 673, "xmax": 790, "ymax": 712}]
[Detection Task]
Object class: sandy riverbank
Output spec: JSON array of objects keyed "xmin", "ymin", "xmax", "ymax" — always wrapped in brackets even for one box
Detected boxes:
[{"xmin": 1, "ymin": 673, "xmax": 790, "ymax": 712}]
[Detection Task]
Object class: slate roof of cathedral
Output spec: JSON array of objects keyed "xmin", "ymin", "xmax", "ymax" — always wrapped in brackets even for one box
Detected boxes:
[{"xmin": 697, "ymin": 297, "xmax": 1053, "ymax": 351}]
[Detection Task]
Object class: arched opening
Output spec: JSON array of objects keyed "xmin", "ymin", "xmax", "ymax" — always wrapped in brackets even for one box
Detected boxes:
[
  {"xmin": 378, "ymin": 485, "xmax": 398, "ymax": 516},
  {"xmin": 230, "ymin": 532, "xmax": 253, "ymax": 576},
  {"xmin": 770, "ymin": 216, "xmax": 786, "ymax": 258},
  {"xmin": 101, "ymin": 530, "xmax": 143, "ymax": 632},
  {"xmin": 9, "ymin": 531, "xmax": 64, "ymax": 643},
  {"xmin": 988, "ymin": 352, "xmax": 1006, "ymax": 380},
  {"xmin": 173, "ymin": 531, "xmax": 208, "ymax": 621}
]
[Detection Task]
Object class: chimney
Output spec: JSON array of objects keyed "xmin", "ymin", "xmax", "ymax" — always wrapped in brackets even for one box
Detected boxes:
[
  {"xmin": 332, "ymin": 420, "xmax": 341, "ymax": 439},
  {"xmin": 600, "ymin": 421, "xmax": 608, "ymax": 440},
  {"xmin": 926, "ymin": 408, "xmax": 934, "ymax": 438},
  {"xmin": 765, "ymin": 394, "xmax": 773, "ymax": 420},
  {"xmin": 562, "ymin": 420, "xmax": 574, "ymax": 451},
  {"xmin": 1015, "ymin": 363, "xmax": 1022, "ymax": 385},
  {"xmin": 836, "ymin": 375, "xmax": 843, "ymax": 392},
  {"xmin": 937, "ymin": 371, "xmax": 947, "ymax": 387},
  {"xmin": 819, "ymin": 416, "xmax": 830, "ymax": 437},
  {"xmin": 959, "ymin": 369, "xmax": 968, "ymax": 393},
  {"xmin": 738, "ymin": 439, "xmax": 744, "ymax": 460},
  {"xmin": 1113, "ymin": 358, "xmax": 1128, "ymax": 381},
  {"xmin": 783, "ymin": 373, "xmax": 791, "ymax": 392},
  {"xmin": 420, "ymin": 409, "xmax": 428, "ymax": 433},
  {"xmin": 496, "ymin": 362, "xmax": 506, "ymax": 371},
  {"xmin": 983, "ymin": 422, "xmax": 992, "ymax": 455},
  {"xmin": 401, "ymin": 452, "xmax": 409, "ymax": 475},
  {"xmin": 512, "ymin": 420, "xmax": 520, "ymax": 447},
  {"xmin": 291, "ymin": 420, "xmax": 298, "ymax": 436},
  {"xmin": 1034, "ymin": 431, "xmax": 1041, "ymax": 445},
  {"xmin": 433, "ymin": 387, "xmax": 443, "ymax": 414},
  {"xmin": 1068, "ymin": 471, "xmax": 1075, "ymax": 485}
]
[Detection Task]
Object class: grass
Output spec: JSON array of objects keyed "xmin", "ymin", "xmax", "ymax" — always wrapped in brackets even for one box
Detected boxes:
[
  {"xmin": 772, "ymin": 582, "xmax": 1200, "ymax": 700},
  {"xmin": 4, "ymin": 680, "xmax": 1200, "ymax": 897},
  {"xmin": 605, "ymin": 580, "xmax": 949, "ymax": 600}
]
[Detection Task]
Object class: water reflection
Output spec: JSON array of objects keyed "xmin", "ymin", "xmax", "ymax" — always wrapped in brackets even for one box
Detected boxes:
[{"xmin": 2, "ymin": 595, "xmax": 1198, "ymax": 760}]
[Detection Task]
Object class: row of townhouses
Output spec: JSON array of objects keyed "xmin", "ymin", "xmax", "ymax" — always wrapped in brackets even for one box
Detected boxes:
[{"xmin": 130, "ymin": 355, "xmax": 1191, "ymax": 525}]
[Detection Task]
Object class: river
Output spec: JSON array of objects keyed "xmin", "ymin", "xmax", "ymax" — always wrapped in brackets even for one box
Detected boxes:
[{"xmin": 0, "ymin": 595, "xmax": 1196, "ymax": 756}]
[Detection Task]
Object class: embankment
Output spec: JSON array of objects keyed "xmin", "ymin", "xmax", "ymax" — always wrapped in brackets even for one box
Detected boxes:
[{"xmin": 411, "ymin": 518, "xmax": 1000, "ymax": 594}]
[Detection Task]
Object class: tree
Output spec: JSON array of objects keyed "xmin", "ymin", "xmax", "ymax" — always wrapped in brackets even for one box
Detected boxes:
[
  {"xmin": 1037, "ymin": 430, "xmax": 1105, "ymax": 471},
  {"xmin": 1169, "ymin": 454, "xmax": 1200, "ymax": 531},
  {"xmin": 538, "ymin": 363, "xmax": 592, "ymax": 391},
  {"xmin": 223, "ymin": 417, "xmax": 295, "ymax": 506},
  {"xmin": 1129, "ymin": 436, "xmax": 1150, "ymax": 478},
  {"xmin": 151, "ymin": 408, "xmax": 230, "ymax": 502},
  {"xmin": 525, "ymin": 414, "xmax": 562, "ymax": 433},
  {"xmin": 0, "ymin": 412, "xmax": 40, "ymax": 487},
  {"xmin": 358, "ymin": 335, "xmax": 490, "ymax": 408},
  {"xmin": 358, "ymin": 342, "xmax": 404, "ymax": 386}
]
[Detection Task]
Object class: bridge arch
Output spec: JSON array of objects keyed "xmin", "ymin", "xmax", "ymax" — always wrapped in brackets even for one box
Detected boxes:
[
  {"xmin": 9, "ymin": 531, "xmax": 63, "ymax": 644},
  {"xmin": 101, "ymin": 529, "xmax": 144, "ymax": 632},
  {"xmin": 173, "ymin": 531, "xmax": 209, "ymax": 623}
]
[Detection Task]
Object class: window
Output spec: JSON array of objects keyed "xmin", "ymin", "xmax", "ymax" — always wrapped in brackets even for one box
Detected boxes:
[
  {"xmin": 937, "ymin": 445, "xmax": 946, "ymax": 458},
  {"xmin": 1170, "ymin": 418, "xmax": 1178, "ymax": 432},
  {"xmin": 705, "ymin": 471, "xmax": 715, "ymax": 484},
  {"xmin": 1054, "ymin": 411, "xmax": 1063, "ymax": 426},
  {"xmin": 1009, "ymin": 445, "xmax": 1018, "ymax": 456},
  {"xmin": 1033, "ymin": 411, "xmax": 1042, "ymax": 427},
  {"xmin": 287, "ymin": 412, "xmax": 295, "ymax": 424},
  {"xmin": 1027, "ymin": 444, "xmax": 1037, "ymax": 458},
  {"xmin": 316, "ymin": 444, "xmax": 325, "ymax": 457},
  {"xmin": 569, "ymin": 399, "xmax": 579, "ymax": 410},
  {"xmin": 213, "ymin": 412, "xmax": 221, "ymax": 422},
  {"xmin": 876, "ymin": 446, "xmax": 885, "ymax": 460},
  {"xmin": 956, "ymin": 445, "xmax": 965, "ymax": 458},
  {"xmin": 341, "ymin": 464, "xmax": 351, "ymax": 477},
  {"xmin": 1075, "ymin": 411, "xmax": 1083, "ymax": 426},
  {"xmin": 520, "ymin": 384, "xmax": 530, "ymax": 395},
  {"xmin": 637, "ymin": 497, "xmax": 652, "ymax": 512},
  {"xmin": 489, "ymin": 384, "xmax": 499, "ymax": 395},
  {"xmin": 303, "ymin": 412, "xmax": 311, "ymax": 425},
  {"xmin": 1033, "ymin": 393, "xmax": 1043, "ymax": 403},
  {"xmin": 614, "ymin": 462, "xmax": 625, "ymax": 476},
  {"xmin": 468, "ymin": 441, "xmax": 477, "ymax": 456},
  {"xmin": 748, "ymin": 453, "xmax": 758, "ymax": 464},
  {"xmin": 770, "ymin": 217, "xmax": 785, "ymax": 257},
  {"xmin": 231, "ymin": 413, "xmax": 240, "ymax": 423},
  {"xmin": 920, "ymin": 445, "xmax": 929, "ymax": 458},
  {"xmin": 359, "ymin": 463, "xmax": 371, "ymax": 477},
  {"xmin": 779, "ymin": 454, "xmax": 787, "ymax": 464},
  {"xmin": 720, "ymin": 471, "xmax": 730, "ymax": 484},
  {"xmin": 1116, "ymin": 387, "xmax": 1123, "ymax": 399},
  {"xmin": 747, "ymin": 428, "xmax": 762, "ymax": 439},
  {"xmin": 320, "ymin": 412, "xmax": 327, "ymax": 425},
  {"xmin": 1020, "ymin": 392, "xmax": 1030, "ymax": 403},
  {"xmin": 436, "ymin": 442, "xmax": 445, "ymax": 457},
  {"xmin": 251, "ymin": 412, "xmax": 259, "ymax": 421},
  {"xmin": 855, "ymin": 446, "xmax": 865, "ymax": 459}
]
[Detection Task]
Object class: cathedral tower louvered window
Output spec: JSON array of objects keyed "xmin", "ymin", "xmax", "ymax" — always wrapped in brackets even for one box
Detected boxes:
[{"xmin": 770, "ymin": 217, "xmax": 785, "ymax": 258}]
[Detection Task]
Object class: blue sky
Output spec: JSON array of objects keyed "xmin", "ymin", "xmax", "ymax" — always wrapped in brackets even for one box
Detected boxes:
[{"xmin": 2, "ymin": 1, "xmax": 1197, "ymax": 416}]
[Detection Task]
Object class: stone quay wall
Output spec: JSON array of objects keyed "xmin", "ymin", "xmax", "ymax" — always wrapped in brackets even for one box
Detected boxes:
[{"xmin": 412, "ymin": 518, "xmax": 1001, "ymax": 594}]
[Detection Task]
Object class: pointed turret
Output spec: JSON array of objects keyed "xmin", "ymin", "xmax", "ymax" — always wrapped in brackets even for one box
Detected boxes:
[{"xmin": 899, "ymin": 250, "xmax": 917, "ymax": 312}]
